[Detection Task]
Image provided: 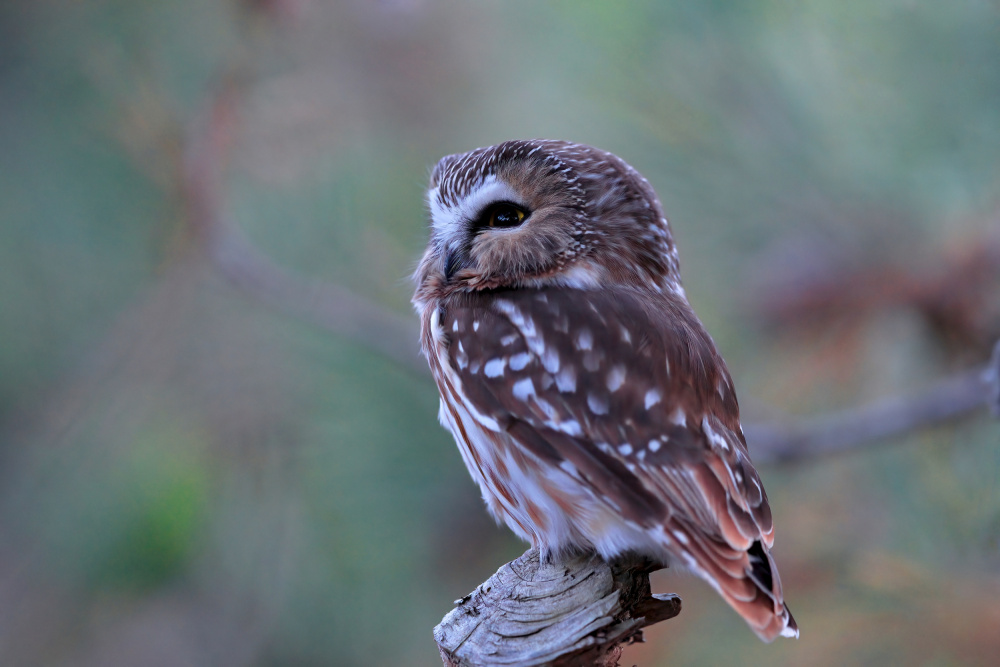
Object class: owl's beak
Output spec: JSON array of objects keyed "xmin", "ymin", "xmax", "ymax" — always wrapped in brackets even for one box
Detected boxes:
[{"xmin": 443, "ymin": 247, "xmax": 468, "ymax": 282}]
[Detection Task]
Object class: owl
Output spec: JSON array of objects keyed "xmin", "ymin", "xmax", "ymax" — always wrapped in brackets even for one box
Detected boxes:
[{"xmin": 412, "ymin": 139, "xmax": 798, "ymax": 642}]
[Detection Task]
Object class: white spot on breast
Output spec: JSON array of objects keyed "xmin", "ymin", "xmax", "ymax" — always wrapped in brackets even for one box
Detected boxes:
[
  {"xmin": 647, "ymin": 439, "xmax": 661, "ymax": 453},
  {"xmin": 555, "ymin": 365, "xmax": 577, "ymax": 393},
  {"xmin": 548, "ymin": 419, "xmax": 582, "ymax": 437},
  {"xmin": 606, "ymin": 364, "xmax": 626, "ymax": 392},
  {"xmin": 619, "ymin": 326, "xmax": 631, "ymax": 343},
  {"xmin": 582, "ymin": 351, "xmax": 602, "ymax": 372},
  {"xmin": 469, "ymin": 360, "xmax": 481, "ymax": 374},
  {"xmin": 452, "ymin": 321, "xmax": 460, "ymax": 332},
  {"xmin": 701, "ymin": 415, "xmax": 730, "ymax": 451},
  {"xmin": 520, "ymin": 316, "xmax": 538, "ymax": 339},
  {"xmin": 512, "ymin": 377, "xmax": 535, "ymax": 401},
  {"xmin": 574, "ymin": 328, "xmax": 593, "ymax": 351},
  {"xmin": 587, "ymin": 393, "xmax": 609, "ymax": 415},
  {"xmin": 508, "ymin": 351, "xmax": 532, "ymax": 371},
  {"xmin": 669, "ymin": 407, "xmax": 686, "ymax": 426},
  {"xmin": 495, "ymin": 300, "xmax": 547, "ymax": 358},
  {"xmin": 494, "ymin": 299, "xmax": 519, "ymax": 320},
  {"xmin": 484, "ymin": 358, "xmax": 506, "ymax": 378},
  {"xmin": 558, "ymin": 460, "xmax": 579, "ymax": 476},
  {"xmin": 500, "ymin": 333, "xmax": 519, "ymax": 346},
  {"xmin": 541, "ymin": 347, "xmax": 560, "ymax": 373},
  {"xmin": 618, "ymin": 443, "xmax": 633, "ymax": 456},
  {"xmin": 473, "ymin": 320, "xmax": 480, "ymax": 332},
  {"xmin": 529, "ymin": 398, "xmax": 555, "ymax": 421},
  {"xmin": 644, "ymin": 389, "xmax": 662, "ymax": 409}
]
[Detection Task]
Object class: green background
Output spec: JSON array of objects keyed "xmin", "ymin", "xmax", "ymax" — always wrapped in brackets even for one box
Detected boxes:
[{"xmin": 1, "ymin": 1, "xmax": 998, "ymax": 664}]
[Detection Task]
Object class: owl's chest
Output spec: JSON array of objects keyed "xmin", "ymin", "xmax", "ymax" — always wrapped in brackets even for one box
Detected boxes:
[
  {"xmin": 420, "ymin": 302, "xmax": 591, "ymax": 549},
  {"xmin": 422, "ymin": 306, "xmax": 530, "ymax": 528}
]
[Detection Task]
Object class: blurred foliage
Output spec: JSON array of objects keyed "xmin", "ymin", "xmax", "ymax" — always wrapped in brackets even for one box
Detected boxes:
[{"xmin": 0, "ymin": 0, "xmax": 998, "ymax": 665}]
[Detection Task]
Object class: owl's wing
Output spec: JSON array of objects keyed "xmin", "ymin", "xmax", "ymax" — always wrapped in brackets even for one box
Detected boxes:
[{"xmin": 440, "ymin": 286, "xmax": 797, "ymax": 641}]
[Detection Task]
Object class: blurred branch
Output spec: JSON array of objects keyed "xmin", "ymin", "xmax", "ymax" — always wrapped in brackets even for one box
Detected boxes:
[
  {"xmin": 179, "ymin": 84, "xmax": 999, "ymax": 466},
  {"xmin": 753, "ymin": 229, "xmax": 1000, "ymax": 358},
  {"xmin": 747, "ymin": 339, "xmax": 1000, "ymax": 464},
  {"xmin": 434, "ymin": 548, "xmax": 679, "ymax": 667},
  {"xmin": 180, "ymin": 82, "xmax": 425, "ymax": 376}
]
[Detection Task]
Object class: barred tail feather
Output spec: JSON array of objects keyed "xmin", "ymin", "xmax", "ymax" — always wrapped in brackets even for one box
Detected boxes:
[{"xmin": 660, "ymin": 523, "xmax": 798, "ymax": 642}]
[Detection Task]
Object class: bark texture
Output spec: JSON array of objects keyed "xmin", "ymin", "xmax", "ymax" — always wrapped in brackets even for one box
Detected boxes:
[{"xmin": 434, "ymin": 549, "xmax": 680, "ymax": 667}]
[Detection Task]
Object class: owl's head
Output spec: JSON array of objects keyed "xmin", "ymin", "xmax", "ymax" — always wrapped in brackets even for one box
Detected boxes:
[{"xmin": 414, "ymin": 140, "xmax": 682, "ymax": 299}]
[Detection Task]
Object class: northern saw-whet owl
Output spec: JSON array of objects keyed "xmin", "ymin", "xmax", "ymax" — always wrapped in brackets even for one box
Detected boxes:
[{"xmin": 412, "ymin": 139, "xmax": 798, "ymax": 642}]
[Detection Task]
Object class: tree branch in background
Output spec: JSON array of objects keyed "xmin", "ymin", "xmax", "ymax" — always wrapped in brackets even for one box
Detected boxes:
[
  {"xmin": 747, "ymin": 344, "xmax": 999, "ymax": 463},
  {"xmin": 752, "ymin": 228, "xmax": 1000, "ymax": 359},
  {"xmin": 179, "ymin": 85, "xmax": 999, "ymax": 466},
  {"xmin": 434, "ymin": 548, "xmax": 679, "ymax": 667},
  {"xmin": 180, "ymin": 81, "xmax": 426, "ymax": 377}
]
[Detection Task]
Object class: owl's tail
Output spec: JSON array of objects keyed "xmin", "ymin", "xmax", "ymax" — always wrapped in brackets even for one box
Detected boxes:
[
  {"xmin": 665, "ymin": 522, "xmax": 798, "ymax": 642},
  {"xmin": 722, "ymin": 538, "xmax": 797, "ymax": 642}
]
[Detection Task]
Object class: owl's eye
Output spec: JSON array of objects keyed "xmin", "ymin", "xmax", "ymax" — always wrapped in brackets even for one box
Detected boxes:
[{"xmin": 481, "ymin": 203, "xmax": 527, "ymax": 229}]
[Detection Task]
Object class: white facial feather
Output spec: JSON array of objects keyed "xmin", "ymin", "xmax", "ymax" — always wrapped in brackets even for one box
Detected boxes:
[{"xmin": 428, "ymin": 175, "xmax": 525, "ymax": 248}]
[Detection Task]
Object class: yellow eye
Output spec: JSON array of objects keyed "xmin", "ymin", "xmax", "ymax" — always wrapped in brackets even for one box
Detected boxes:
[{"xmin": 485, "ymin": 203, "xmax": 527, "ymax": 228}]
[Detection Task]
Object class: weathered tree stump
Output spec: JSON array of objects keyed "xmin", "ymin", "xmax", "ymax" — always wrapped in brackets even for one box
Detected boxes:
[{"xmin": 434, "ymin": 549, "xmax": 680, "ymax": 667}]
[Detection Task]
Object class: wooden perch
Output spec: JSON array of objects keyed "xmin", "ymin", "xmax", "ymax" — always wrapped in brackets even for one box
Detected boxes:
[{"xmin": 434, "ymin": 548, "xmax": 679, "ymax": 667}]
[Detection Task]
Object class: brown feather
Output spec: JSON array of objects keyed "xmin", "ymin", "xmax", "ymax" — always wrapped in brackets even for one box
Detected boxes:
[{"xmin": 413, "ymin": 139, "xmax": 798, "ymax": 642}]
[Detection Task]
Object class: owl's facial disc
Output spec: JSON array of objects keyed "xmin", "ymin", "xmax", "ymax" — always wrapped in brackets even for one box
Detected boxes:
[
  {"xmin": 442, "ymin": 200, "xmax": 531, "ymax": 281},
  {"xmin": 429, "ymin": 175, "xmax": 544, "ymax": 284},
  {"xmin": 414, "ymin": 139, "xmax": 687, "ymax": 305},
  {"xmin": 429, "ymin": 174, "xmax": 524, "ymax": 245}
]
